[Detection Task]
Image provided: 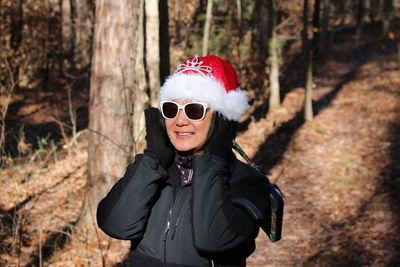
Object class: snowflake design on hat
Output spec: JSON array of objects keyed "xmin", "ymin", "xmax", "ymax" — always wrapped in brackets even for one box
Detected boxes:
[{"xmin": 175, "ymin": 56, "xmax": 213, "ymax": 77}]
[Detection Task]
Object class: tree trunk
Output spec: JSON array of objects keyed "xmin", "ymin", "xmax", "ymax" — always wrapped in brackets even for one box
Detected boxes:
[
  {"xmin": 356, "ymin": 0, "xmax": 364, "ymax": 36},
  {"xmin": 132, "ymin": 0, "xmax": 149, "ymax": 146},
  {"xmin": 268, "ymin": 0, "xmax": 280, "ymax": 111},
  {"xmin": 312, "ymin": 0, "xmax": 321, "ymax": 54},
  {"xmin": 268, "ymin": 30, "xmax": 280, "ymax": 111},
  {"xmin": 302, "ymin": 0, "xmax": 308, "ymax": 55},
  {"xmin": 303, "ymin": 0, "xmax": 313, "ymax": 121},
  {"xmin": 259, "ymin": 2, "xmax": 270, "ymax": 63},
  {"xmin": 85, "ymin": 0, "xmax": 139, "ymax": 225},
  {"xmin": 62, "ymin": 0, "xmax": 73, "ymax": 61},
  {"xmin": 71, "ymin": 0, "xmax": 94, "ymax": 71},
  {"xmin": 10, "ymin": 0, "xmax": 23, "ymax": 51},
  {"xmin": 235, "ymin": 0, "xmax": 242, "ymax": 67},
  {"xmin": 304, "ymin": 50, "xmax": 314, "ymax": 121},
  {"xmin": 320, "ymin": 0, "xmax": 330, "ymax": 51},
  {"xmin": 248, "ymin": 0, "xmax": 269, "ymax": 97},
  {"xmin": 337, "ymin": 0, "xmax": 347, "ymax": 25},
  {"xmin": 61, "ymin": 0, "xmax": 93, "ymax": 88},
  {"xmin": 145, "ymin": 0, "xmax": 161, "ymax": 107},
  {"xmin": 173, "ymin": 0, "xmax": 181, "ymax": 44},
  {"xmin": 363, "ymin": 0, "xmax": 371, "ymax": 22},
  {"xmin": 7, "ymin": 0, "xmax": 23, "ymax": 93},
  {"xmin": 236, "ymin": 0, "xmax": 242, "ymax": 31},
  {"xmin": 202, "ymin": 0, "xmax": 213, "ymax": 56},
  {"xmin": 159, "ymin": 0, "xmax": 170, "ymax": 85},
  {"xmin": 383, "ymin": 0, "xmax": 393, "ymax": 35},
  {"xmin": 249, "ymin": 0, "xmax": 262, "ymax": 60},
  {"xmin": 44, "ymin": 0, "xmax": 64, "ymax": 91}
]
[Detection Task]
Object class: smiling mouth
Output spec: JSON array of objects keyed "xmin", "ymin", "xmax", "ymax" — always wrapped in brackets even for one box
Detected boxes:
[{"xmin": 176, "ymin": 132, "xmax": 194, "ymax": 136}]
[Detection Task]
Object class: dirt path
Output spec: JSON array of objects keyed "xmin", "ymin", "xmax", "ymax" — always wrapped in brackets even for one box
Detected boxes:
[{"xmin": 245, "ymin": 39, "xmax": 400, "ymax": 266}]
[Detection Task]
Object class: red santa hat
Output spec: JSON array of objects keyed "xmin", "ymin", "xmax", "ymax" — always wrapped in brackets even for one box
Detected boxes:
[{"xmin": 159, "ymin": 55, "xmax": 249, "ymax": 121}]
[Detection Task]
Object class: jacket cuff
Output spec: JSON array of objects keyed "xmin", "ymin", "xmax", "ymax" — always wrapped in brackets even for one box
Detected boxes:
[
  {"xmin": 231, "ymin": 197, "xmax": 264, "ymax": 221},
  {"xmin": 140, "ymin": 154, "xmax": 168, "ymax": 180}
]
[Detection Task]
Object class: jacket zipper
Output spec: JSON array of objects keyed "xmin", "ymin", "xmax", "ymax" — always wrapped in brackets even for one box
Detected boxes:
[
  {"xmin": 171, "ymin": 185, "xmax": 186, "ymax": 240},
  {"xmin": 162, "ymin": 186, "xmax": 187, "ymax": 262},
  {"xmin": 163, "ymin": 207, "xmax": 172, "ymax": 263},
  {"xmin": 163, "ymin": 210, "xmax": 171, "ymax": 241}
]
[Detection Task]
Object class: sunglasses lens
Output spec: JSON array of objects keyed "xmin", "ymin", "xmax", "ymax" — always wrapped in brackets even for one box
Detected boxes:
[
  {"xmin": 185, "ymin": 103, "xmax": 205, "ymax": 120},
  {"xmin": 162, "ymin": 102, "xmax": 178, "ymax": 118}
]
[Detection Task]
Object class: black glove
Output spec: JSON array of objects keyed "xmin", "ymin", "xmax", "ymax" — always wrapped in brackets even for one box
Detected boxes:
[
  {"xmin": 144, "ymin": 107, "xmax": 175, "ymax": 168},
  {"xmin": 204, "ymin": 113, "xmax": 237, "ymax": 162}
]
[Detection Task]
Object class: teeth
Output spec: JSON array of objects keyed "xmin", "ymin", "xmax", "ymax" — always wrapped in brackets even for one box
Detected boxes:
[{"xmin": 177, "ymin": 132, "xmax": 193, "ymax": 136}]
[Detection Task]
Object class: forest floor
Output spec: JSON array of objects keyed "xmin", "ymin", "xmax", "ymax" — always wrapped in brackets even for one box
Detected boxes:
[{"xmin": 1, "ymin": 27, "xmax": 400, "ymax": 266}]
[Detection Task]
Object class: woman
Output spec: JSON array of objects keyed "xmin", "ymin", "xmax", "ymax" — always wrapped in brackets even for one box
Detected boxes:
[{"xmin": 97, "ymin": 55, "xmax": 270, "ymax": 266}]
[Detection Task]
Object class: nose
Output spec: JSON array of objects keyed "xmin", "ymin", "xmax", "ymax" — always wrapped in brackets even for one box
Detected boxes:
[{"xmin": 175, "ymin": 109, "xmax": 190, "ymax": 126}]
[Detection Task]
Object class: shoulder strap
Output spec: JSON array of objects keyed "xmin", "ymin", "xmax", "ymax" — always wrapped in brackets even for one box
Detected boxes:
[{"xmin": 232, "ymin": 140, "xmax": 285, "ymax": 242}]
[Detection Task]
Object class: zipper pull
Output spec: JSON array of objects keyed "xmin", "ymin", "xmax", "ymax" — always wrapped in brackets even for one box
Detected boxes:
[
  {"xmin": 163, "ymin": 209, "xmax": 172, "ymax": 241},
  {"xmin": 163, "ymin": 221, "xmax": 170, "ymax": 241}
]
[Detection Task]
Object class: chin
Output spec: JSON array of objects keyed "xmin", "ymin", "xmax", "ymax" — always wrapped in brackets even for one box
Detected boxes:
[
  {"xmin": 175, "ymin": 145, "xmax": 195, "ymax": 153},
  {"xmin": 173, "ymin": 142, "xmax": 201, "ymax": 155}
]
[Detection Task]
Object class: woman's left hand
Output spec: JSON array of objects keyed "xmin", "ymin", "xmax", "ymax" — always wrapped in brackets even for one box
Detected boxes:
[{"xmin": 204, "ymin": 114, "xmax": 237, "ymax": 161}]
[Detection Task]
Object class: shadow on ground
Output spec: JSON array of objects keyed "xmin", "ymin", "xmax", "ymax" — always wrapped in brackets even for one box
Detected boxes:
[
  {"xmin": 0, "ymin": 172, "xmax": 80, "ymax": 266},
  {"xmin": 251, "ymin": 58, "xmax": 358, "ymax": 173},
  {"xmin": 385, "ymin": 111, "xmax": 400, "ymax": 266},
  {"xmin": 302, "ymin": 96, "xmax": 400, "ymax": 266}
]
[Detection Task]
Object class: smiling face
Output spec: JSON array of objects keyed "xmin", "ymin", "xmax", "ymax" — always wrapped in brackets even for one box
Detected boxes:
[{"xmin": 164, "ymin": 99, "xmax": 213, "ymax": 155}]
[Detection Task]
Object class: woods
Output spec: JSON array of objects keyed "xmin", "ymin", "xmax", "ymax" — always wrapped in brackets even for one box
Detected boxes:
[{"xmin": 1, "ymin": 0, "xmax": 400, "ymax": 266}]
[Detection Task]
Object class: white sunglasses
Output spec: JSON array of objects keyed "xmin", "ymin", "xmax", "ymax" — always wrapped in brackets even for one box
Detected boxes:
[{"xmin": 160, "ymin": 101, "xmax": 209, "ymax": 121}]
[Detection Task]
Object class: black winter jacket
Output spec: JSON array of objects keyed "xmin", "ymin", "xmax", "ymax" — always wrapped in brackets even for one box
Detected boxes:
[{"xmin": 97, "ymin": 152, "xmax": 270, "ymax": 266}]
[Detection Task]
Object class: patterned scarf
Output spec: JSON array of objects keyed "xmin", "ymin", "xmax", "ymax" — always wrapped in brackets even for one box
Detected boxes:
[{"xmin": 175, "ymin": 153, "xmax": 193, "ymax": 185}]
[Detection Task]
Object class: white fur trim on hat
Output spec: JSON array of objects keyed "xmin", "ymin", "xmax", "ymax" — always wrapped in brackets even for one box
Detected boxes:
[{"xmin": 159, "ymin": 73, "xmax": 249, "ymax": 121}]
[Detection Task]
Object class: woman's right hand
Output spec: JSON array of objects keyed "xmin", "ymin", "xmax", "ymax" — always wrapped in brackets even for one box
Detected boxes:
[{"xmin": 144, "ymin": 107, "xmax": 175, "ymax": 168}]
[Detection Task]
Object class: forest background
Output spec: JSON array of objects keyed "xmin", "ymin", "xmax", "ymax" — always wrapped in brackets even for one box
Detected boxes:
[{"xmin": 1, "ymin": 0, "xmax": 400, "ymax": 266}]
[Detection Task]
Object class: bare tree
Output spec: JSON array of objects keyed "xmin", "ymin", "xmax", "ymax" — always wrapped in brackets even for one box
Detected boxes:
[
  {"xmin": 320, "ymin": 0, "xmax": 330, "ymax": 51},
  {"xmin": 159, "ymin": 0, "xmax": 170, "ymax": 85},
  {"xmin": 62, "ymin": 0, "xmax": 73, "ymax": 61},
  {"xmin": 132, "ymin": 0, "xmax": 148, "ymax": 145},
  {"xmin": 85, "ymin": 0, "xmax": 140, "ymax": 224},
  {"xmin": 383, "ymin": 0, "xmax": 394, "ymax": 35},
  {"xmin": 66, "ymin": 0, "xmax": 94, "ymax": 72},
  {"xmin": 202, "ymin": 0, "xmax": 213, "ymax": 56},
  {"xmin": 312, "ymin": 0, "xmax": 321, "ymax": 54},
  {"xmin": 248, "ymin": 0, "xmax": 270, "ymax": 97},
  {"xmin": 146, "ymin": 0, "xmax": 161, "ymax": 106},
  {"xmin": 235, "ymin": 0, "xmax": 243, "ymax": 67},
  {"xmin": 356, "ymin": 0, "xmax": 365, "ymax": 36},
  {"xmin": 268, "ymin": 0, "xmax": 281, "ymax": 111},
  {"xmin": 363, "ymin": 0, "xmax": 371, "ymax": 22},
  {"xmin": 303, "ymin": 0, "xmax": 314, "ymax": 121},
  {"xmin": 10, "ymin": 0, "xmax": 23, "ymax": 51}
]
